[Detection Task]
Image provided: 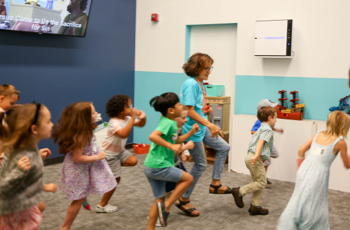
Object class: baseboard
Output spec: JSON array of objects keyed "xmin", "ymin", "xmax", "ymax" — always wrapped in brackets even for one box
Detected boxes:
[{"xmin": 44, "ymin": 143, "xmax": 138, "ymax": 166}]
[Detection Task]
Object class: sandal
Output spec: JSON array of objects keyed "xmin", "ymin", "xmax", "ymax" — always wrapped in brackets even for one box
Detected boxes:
[
  {"xmin": 175, "ymin": 199, "xmax": 200, "ymax": 217},
  {"xmin": 209, "ymin": 184, "xmax": 234, "ymax": 194}
]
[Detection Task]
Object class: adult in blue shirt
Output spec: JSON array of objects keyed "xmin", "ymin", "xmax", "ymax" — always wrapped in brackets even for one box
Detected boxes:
[{"xmin": 177, "ymin": 53, "xmax": 232, "ymax": 216}]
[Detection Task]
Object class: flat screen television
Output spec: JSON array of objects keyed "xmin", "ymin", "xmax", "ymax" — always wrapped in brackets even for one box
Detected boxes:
[{"xmin": 0, "ymin": 0, "xmax": 93, "ymax": 37}]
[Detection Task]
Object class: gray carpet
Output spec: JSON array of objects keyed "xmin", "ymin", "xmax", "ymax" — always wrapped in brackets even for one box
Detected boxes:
[{"xmin": 40, "ymin": 151, "xmax": 350, "ymax": 230}]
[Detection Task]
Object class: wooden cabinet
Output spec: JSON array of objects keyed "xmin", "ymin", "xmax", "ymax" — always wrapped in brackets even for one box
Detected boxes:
[{"xmin": 205, "ymin": 133, "xmax": 229, "ymax": 165}]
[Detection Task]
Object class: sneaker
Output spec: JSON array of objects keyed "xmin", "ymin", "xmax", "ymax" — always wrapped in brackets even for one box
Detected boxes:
[
  {"xmin": 156, "ymin": 202, "xmax": 169, "ymax": 227},
  {"xmin": 248, "ymin": 204, "xmax": 269, "ymax": 215},
  {"xmin": 82, "ymin": 200, "xmax": 91, "ymax": 211},
  {"xmin": 147, "ymin": 215, "xmax": 162, "ymax": 227},
  {"xmin": 266, "ymin": 179, "xmax": 272, "ymax": 186},
  {"xmin": 96, "ymin": 204, "xmax": 118, "ymax": 213},
  {"xmin": 232, "ymin": 187, "xmax": 244, "ymax": 208}
]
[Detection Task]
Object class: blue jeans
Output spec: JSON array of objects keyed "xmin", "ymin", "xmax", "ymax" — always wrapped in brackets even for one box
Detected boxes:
[
  {"xmin": 182, "ymin": 127, "xmax": 230, "ymax": 198},
  {"xmin": 144, "ymin": 166, "xmax": 184, "ymax": 199}
]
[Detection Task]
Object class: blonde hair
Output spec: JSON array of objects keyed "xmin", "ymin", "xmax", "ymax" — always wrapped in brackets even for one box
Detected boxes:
[
  {"xmin": 324, "ymin": 111, "xmax": 350, "ymax": 139},
  {"xmin": 0, "ymin": 84, "xmax": 20, "ymax": 98}
]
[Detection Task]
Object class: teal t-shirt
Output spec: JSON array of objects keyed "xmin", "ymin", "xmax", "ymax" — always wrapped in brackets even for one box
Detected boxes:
[
  {"xmin": 179, "ymin": 77, "xmax": 207, "ymax": 142},
  {"xmin": 144, "ymin": 116, "xmax": 178, "ymax": 168}
]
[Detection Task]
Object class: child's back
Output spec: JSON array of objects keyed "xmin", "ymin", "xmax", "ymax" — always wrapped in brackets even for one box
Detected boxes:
[{"xmin": 277, "ymin": 111, "xmax": 350, "ymax": 230}]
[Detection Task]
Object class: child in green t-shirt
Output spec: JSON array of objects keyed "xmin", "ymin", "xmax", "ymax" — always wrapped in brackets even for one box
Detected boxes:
[{"xmin": 144, "ymin": 92, "xmax": 198, "ymax": 229}]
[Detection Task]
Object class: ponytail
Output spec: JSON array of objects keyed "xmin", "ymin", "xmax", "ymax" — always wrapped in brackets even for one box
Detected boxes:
[{"xmin": 149, "ymin": 93, "xmax": 179, "ymax": 116}]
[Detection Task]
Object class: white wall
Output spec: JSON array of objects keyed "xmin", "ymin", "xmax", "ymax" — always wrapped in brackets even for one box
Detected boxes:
[
  {"xmin": 136, "ymin": 0, "xmax": 350, "ymax": 79},
  {"xmin": 190, "ymin": 24, "xmax": 237, "ymax": 115}
]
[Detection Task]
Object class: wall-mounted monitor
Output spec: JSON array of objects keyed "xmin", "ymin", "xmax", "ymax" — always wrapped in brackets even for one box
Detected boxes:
[
  {"xmin": 255, "ymin": 19, "xmax": 293, "ymax": 58},
  {"xmin": 0, "ymin": 0, "xmax": 93, "ymax": 37}
]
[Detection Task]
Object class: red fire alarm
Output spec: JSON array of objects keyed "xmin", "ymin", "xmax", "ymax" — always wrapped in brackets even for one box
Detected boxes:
[{"xmin": 151, "ymin": 13, "xmax": 159, "ymax": 22}]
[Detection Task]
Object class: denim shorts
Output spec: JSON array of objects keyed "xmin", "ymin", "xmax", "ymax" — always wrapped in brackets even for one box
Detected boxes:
[{"xmin": 144, "ymin": 166, "xmax": 184, "ymax": 199}]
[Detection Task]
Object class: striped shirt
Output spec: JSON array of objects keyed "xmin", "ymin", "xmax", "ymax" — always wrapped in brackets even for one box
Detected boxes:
[
  {"xmin": 247, "ymin": 123, "xmax": 274, "ymax": 160},
  {"xmin": 100, "ymin": 117, "xmax": 137, "ymax": 155}
]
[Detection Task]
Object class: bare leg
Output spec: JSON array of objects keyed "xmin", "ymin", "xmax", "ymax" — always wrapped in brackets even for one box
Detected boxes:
[
  {"xmin": 147, "ymin": 197, "xmax": 165, "ymax": 230},
  {"xmin": 99, "ymin": 177, "xmax": 120, "ymax": 207},
  {"xmin": 165, "ymin": 172, "xmax": 193, "ymax": 212},
  {"xmin": 121, "ymin": 155, "xmax": 138, "ymax": 167},
  {"xmin": 61, "ymin": 198, "xmax": 86, "ymax": 230},
  {"xmin": 265, "ymin": 166, "xmax": 268, "ymax": 172}
]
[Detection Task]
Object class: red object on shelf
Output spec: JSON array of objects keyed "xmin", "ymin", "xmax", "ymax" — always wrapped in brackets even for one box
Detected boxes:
[{"xmin": 133, "ymin": 144, "xmax": 151, "ymax": 154}]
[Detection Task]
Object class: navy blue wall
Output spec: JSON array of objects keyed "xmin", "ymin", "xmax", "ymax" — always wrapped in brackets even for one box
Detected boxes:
[{"xmin": 0, "ymin": 0, "xmax": 136, "ymax": 158}]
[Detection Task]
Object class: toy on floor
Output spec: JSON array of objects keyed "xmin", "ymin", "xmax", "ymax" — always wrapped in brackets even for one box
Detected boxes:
[
  {"xmin": 276, "ymin": 90, "xmax": 305, "ymax": 120},
  {"xmin": 329, "ymin": 95, "xmax": 350, "ymax": 114}
]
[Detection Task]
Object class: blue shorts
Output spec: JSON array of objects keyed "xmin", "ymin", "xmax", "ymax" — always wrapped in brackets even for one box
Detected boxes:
[
  {"xmin": 144, "ymin": 166, "xmax": 184, "ymax": 199},
  {"xmin": 165, "ymin": 162, "xmax": 187, "ymax": 192}
]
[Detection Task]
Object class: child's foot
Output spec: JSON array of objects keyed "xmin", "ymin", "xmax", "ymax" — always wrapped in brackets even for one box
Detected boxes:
[
  {"xmin": 232, "ymin": 187, "xmax": 244, "ymax": 208},
  {"xmin": 96, "ymin": 204, "xmax": 118, "ymax": 213},
  {"xmin": 248, "ymin": 204, "xmax": 269, "ymax": 215},
  {"xmin": 156, "ymin": 202, "xmax": 169, "ymax": 227},
  {"xmin": 266, "ymin": 179, "xmax": 272, "ymax": 186},
  {"xmin": 82, "ymin": 200, "xmax": 91, "ymax": 211},
  {"xmin": 147, "ymin": 215, "xmax": 162, "ymax": 227}
]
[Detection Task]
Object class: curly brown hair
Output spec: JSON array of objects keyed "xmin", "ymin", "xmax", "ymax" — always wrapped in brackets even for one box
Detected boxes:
[
  {"xmin": 182, "ymin": 53, "xmax": 214, "ymax": 77},
  {"xmin": 0, "ymin": 104, "xmax": 45, "ymax": 153},
  {"xmin": 52, "ymin": 102, "xmax": 96, "ymax": 154},
  {"xmin": 105, "ymin": 95, "xmax": 130, "ymax": 118},
  {"xmin": 0, "ymin": 84, "xmax": 20, "ymax": 99}
]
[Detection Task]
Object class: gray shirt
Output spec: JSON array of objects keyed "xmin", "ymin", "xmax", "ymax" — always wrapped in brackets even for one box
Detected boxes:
[
  {"xmin": 247, "ymin": 123, "xmax": 274, "ymax": 160},
  {"xmin": 0, "ymin": 149, "xmax": 44, "ymax": 215}
]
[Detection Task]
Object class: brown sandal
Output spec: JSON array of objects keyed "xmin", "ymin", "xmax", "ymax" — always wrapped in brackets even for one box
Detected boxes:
[
  {"xmin": 175, "ymin": 199, "xmax": 200, "ymax": 217},
  {"xmin": 209, "ymin": 184, "xmax": 234, "ymax": 194}
]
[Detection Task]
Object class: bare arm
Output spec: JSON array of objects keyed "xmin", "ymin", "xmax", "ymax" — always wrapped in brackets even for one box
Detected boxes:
[
  {"xmin": 149, "ymin": 130, "xmax": 182, "ymax": 154},
  {"xmin": 134, "ymin": 110, "xmax": 146, "ymax": 127},
  {"xmin": 187, "ymin": 106, "xmax": 222, "ymax": 138},
  {"xmin": 115, "ymin": 113, "xmax": 137, "ymax": 139},
  {"xmin": 298, "ymin": 135, "xmax": 315, "ymax": 158},
  {"xmin": 251, "ymin": 139, "xmax": 265, "ymax": 164},
  {"xmin": 251, "ymin": 131, "xmax": 256, "ymax": 135},
  {"xmin": 176, "ymin": 123, "xmax": 199, "ymax": 144},
  {"xmin": 337, "ymin": 140, "xmax": 350, "ymax": 169},
  {"xmin": 72, "ymin": 148, "xmax": 105, "ymax": 163}
]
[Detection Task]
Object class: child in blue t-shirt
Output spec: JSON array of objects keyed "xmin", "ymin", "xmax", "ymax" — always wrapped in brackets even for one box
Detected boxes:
[{"xmin": 251, "ymin": 99, "xmax": 283, "ymax": 185}]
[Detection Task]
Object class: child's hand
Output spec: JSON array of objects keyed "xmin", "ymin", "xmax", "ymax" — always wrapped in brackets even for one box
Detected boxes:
[
  {"xmin": 279, "ymin": 128, "xmax": 284, "ymax": 133},
  {"xmin": 171, "ymin": 144, "xmax": 182, "ymax": 155},
  {"xmin": 190, "ymin": 123, "xmax": 199, "ymax": 134},
  {"xmin": 17, "ymin": 157, "xmax": 31, "ymax": 170},
  {"xmin": 136, "ymin": 110, "xmax": 146, "ymax": 119},
  {"xmin": 131, "ymin": 108, "xmax": 138, "ymax": 118},
  {"xmin": 97, "ymin": 151, "xmax": 106, "ymax": 161},
  {"xmin": 250, "ymin": 156, "xmax": 258, "ymax": 165},
  {"xmin": 39, "ymin": 148, "xmax": 51, "ymax": 159},
  {"xmin": 181, "ymin": 152, "xmax": 187, "ymax": 162},
  {"xmin": 185, "ymin": 140, "xmax": 194, "ymax": 150},
  {"xmin": 44, "ymin": 183, "xmax": 57, "ymax": 193}
]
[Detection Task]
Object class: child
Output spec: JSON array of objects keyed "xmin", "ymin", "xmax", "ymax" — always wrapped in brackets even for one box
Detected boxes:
[
  {"xmin": 0, "ymin": 84, "xmax": 19, "ymax": 164},
  {"xmin": 251, "ymin": 99, "xmax": 283, "ymax": 185},
  {"xmin": 52, "ymin": 102, "xmax": 117, "ymax": 230},
  {"xmin": 277, "ymin": 111, "xmax": 350, "ymax": 229},
  {"xmin": 144, "ymin": 93, "xmax": 195, "ymax": 229},
  {"xmin": 149, "ymin": 105, "xmax": 198, "ymax": 227},
  {"xmin": 232, "ymin": 106, "xmax": 277, "ymax": 215},
  {"xmin": 0, "ymin": 103, "xmax": 53, "ymax": 229},
  {"xmin": 97, "ymin": 95, "xmax": 146, "ymax": 213}
]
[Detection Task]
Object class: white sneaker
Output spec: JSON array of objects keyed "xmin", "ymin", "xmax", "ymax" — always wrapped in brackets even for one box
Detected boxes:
[
  {"xmin": 96, "ymin": 204, "xmax": 118, "ymax": 213},
  {"xmin": 147, "ymin": 216, "xmax": 162, "ymax": 227}
]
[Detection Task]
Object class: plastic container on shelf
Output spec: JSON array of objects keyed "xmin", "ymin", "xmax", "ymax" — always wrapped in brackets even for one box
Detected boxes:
[
  {"xmin": 133, "ymin": 144, "xmax": 151, "ymax": 154},
  {"xmin": 204, "ymin": 85, "xmax": 224, "ymax": 97}
]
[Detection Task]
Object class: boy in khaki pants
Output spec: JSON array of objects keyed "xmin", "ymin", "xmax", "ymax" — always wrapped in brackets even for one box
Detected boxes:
[{"xmin": 232, "ymin": 106, "xmax": 277, "ymax": 215}]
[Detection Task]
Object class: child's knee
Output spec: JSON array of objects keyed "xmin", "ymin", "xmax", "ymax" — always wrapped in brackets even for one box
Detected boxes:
[{"xmin": 38, "ymin": 201, "xmax": 45, "ymax": 213}]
